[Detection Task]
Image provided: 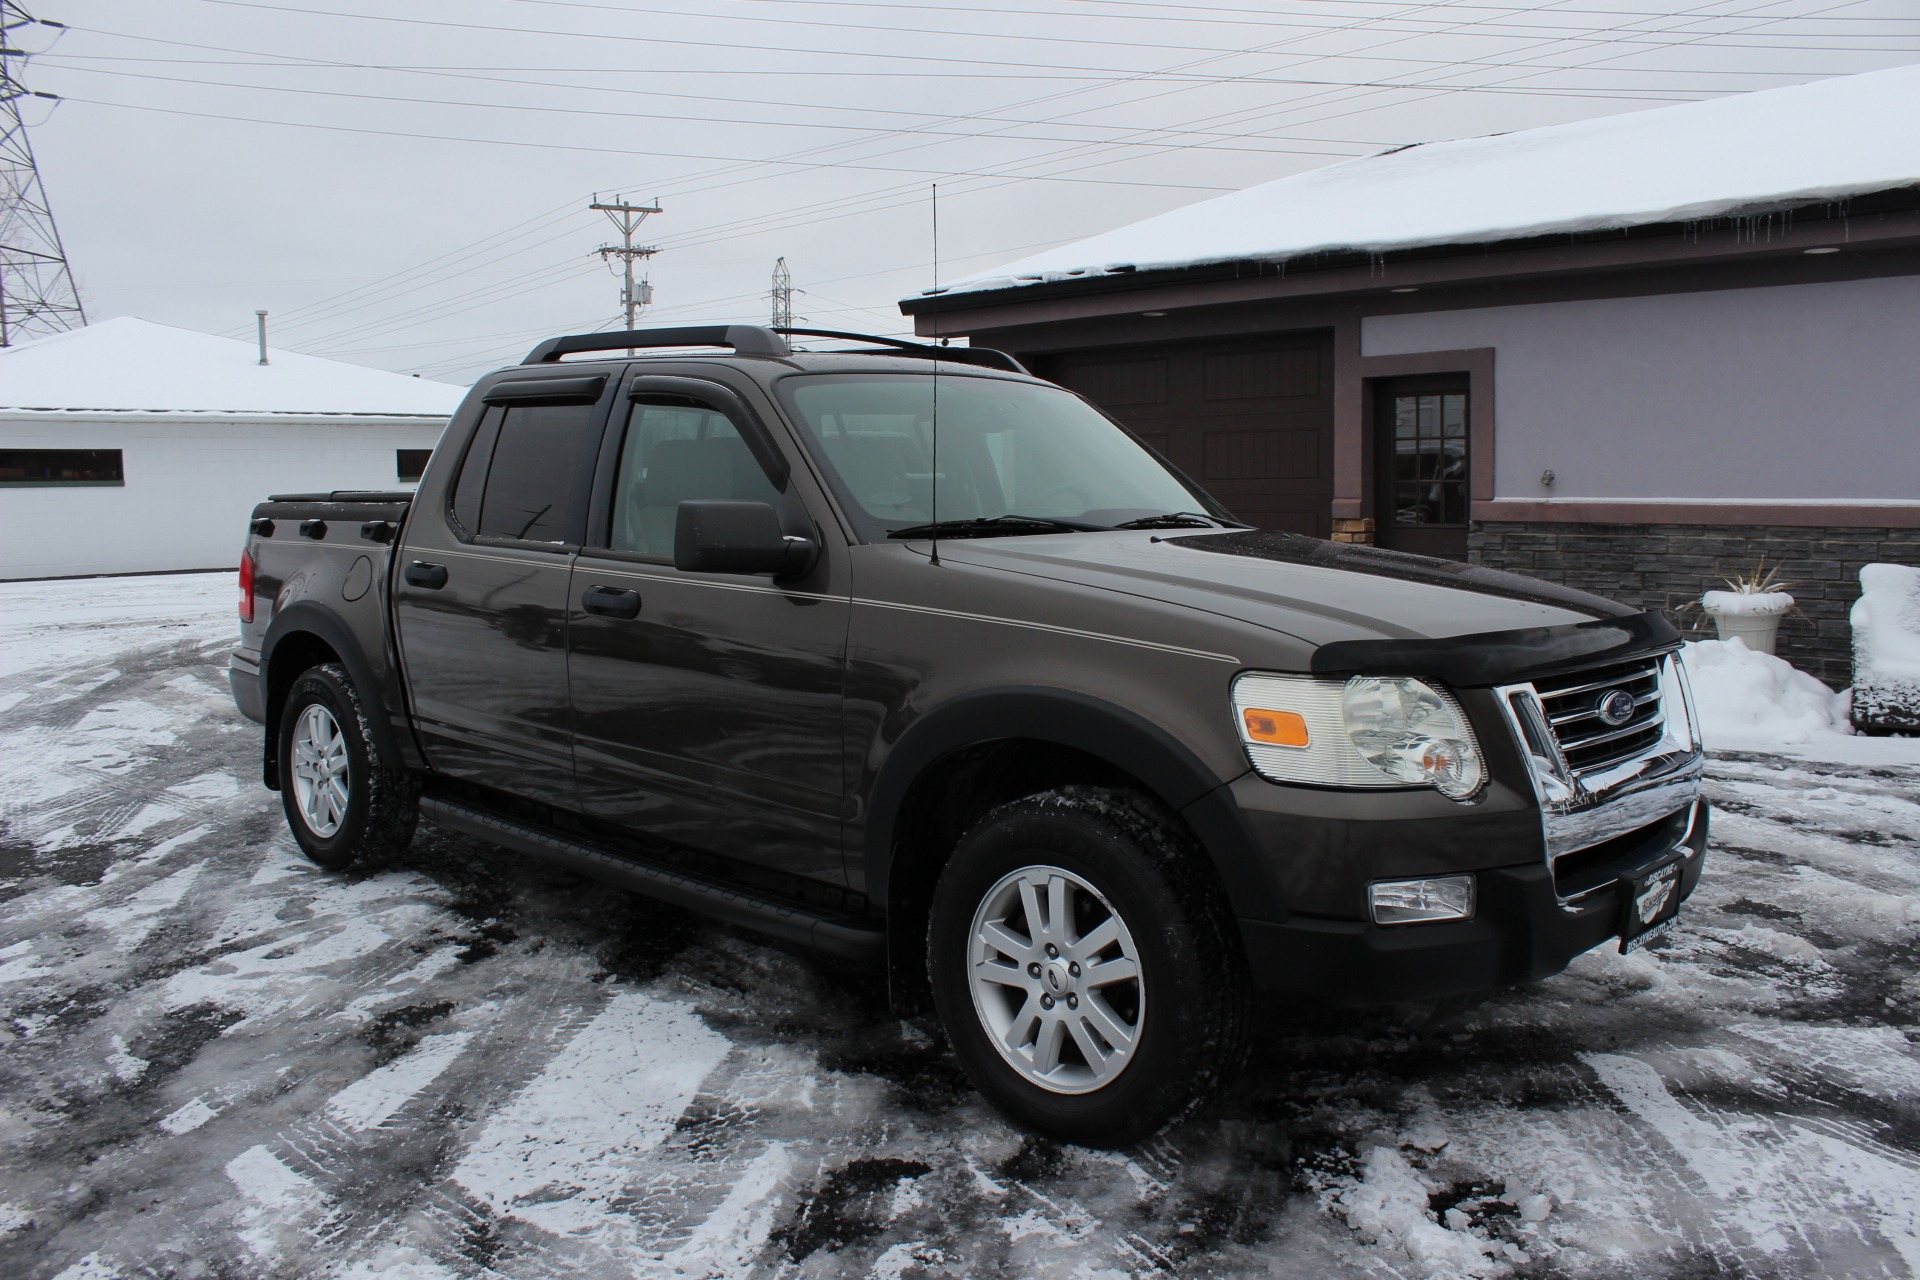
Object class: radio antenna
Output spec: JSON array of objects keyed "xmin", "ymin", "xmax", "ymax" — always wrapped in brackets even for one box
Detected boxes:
[{"xmin": 929, "ymin": 182, "xmax": 941, "ymax": 567}]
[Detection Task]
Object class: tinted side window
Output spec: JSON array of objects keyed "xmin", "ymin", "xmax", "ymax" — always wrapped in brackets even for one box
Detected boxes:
[
  {"xmin": 450, "ymin": 407, "xmax": 502, "ymax": 537},
  {"xmin": 475, "ymin": 403, "xmax": 602, "ymax": 544},
  {"xmin": 610, "ymin": 395, "xmax": 782, "ymax": 559}
]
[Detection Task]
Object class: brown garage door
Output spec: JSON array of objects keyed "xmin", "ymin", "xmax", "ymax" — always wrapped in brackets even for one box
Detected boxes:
[{"xmin": 1035, "ymin": 333, "xmax": 1334, "ymax": 538}]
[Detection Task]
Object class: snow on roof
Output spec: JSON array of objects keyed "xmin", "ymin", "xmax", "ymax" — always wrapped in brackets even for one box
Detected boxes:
[
  {"xmin": 0, "ymin": 317, "xmax": 467, "ymax": 416},
  {"xmin": 933, "ymin": 63, "xmax": 1920, "ymax": 298}
]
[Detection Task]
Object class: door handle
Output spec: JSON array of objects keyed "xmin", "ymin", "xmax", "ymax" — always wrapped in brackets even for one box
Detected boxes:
[
  {"xmin": 404, "ymin": 561, "xmax": 448, "ymax": 590},
  {"xmin": 580, "ymin": 585, "xmax": 642, "ymax": 620}
]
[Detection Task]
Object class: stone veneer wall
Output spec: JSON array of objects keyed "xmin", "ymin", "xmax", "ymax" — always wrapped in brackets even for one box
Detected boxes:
[{"xmin": 1468, "ymin": 522, "xmax": 1920, "ymax": 689}]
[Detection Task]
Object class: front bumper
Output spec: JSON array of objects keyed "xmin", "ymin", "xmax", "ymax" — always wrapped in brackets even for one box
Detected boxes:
[
  {"xmin": 1193, "ymin": 665, "xmax": 1708, "ymax": 1005},
  {"xmin": 1239, "ymin": 799, "xmax": 1707, "ymax": 1004}
]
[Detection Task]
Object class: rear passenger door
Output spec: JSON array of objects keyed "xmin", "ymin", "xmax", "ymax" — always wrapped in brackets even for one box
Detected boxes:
[
  {"xmin": 393, "ymin": 376, "xmax": 612, "ymax": 804},
  {"xmin": 567, "ymin": 376, "xmax": 851, "ymax": 887}
]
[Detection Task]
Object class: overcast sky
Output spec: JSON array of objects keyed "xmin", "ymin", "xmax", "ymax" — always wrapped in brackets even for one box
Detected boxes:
[{"xmin": 17, "ymin": 0, "xmax": 1920, "ymax": 384}]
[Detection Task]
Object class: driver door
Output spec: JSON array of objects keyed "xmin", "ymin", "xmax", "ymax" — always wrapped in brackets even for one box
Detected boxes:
[{"xmin": 567, "ymin": 377, "xmax": 851, "ymax": 887}]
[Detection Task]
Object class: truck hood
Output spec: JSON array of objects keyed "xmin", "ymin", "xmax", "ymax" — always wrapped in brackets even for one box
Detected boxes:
[{"xmin": 938, "ymin": 527, "xmax": 1633, "ymax": 648}]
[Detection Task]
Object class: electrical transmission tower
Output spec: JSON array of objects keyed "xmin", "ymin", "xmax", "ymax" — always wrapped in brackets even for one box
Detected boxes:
[
  {"xmin": 591, "ymin": 194, "xmax": 660, "ymax": 331},
  {"xmin": 0, "ymin": 0, "xmax": 85, "ymax": 346},
  {"xmin": 769, "ymin": 256, "xmax": 793, "ymax": 329}
]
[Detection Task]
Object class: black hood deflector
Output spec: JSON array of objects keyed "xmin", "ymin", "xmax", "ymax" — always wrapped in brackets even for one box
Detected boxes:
[
  {"xmin": 1310, "ymin": 611, "xmax": 1682, "ymax": 687},
  {"xmin": 1167, "ymin": 530, "xmax": 1678, "ymax": 686}
]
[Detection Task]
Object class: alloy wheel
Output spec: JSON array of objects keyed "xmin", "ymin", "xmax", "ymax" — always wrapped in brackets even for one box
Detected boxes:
[
  {"xmin": 290, "ymin": 703, "xmax": 350, "ymax": 838},
  {"xmin": 966, "ymin": 863, "xmax": 1145, "ymax": 1095}
]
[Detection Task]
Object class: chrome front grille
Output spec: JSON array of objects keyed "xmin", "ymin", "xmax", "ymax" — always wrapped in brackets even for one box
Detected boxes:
[
  {"xmin": 1495, "ymin": 649, "xmax": 1705, "ymax": 903},
  {"xmin": 1532, "ymin": 657, "xmax": 1666, "ymax": 775}
]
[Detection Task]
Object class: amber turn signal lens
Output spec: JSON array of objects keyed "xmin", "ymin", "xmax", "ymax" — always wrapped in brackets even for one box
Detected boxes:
[{"xmin": 1242, "ymin": 707, "xmax": 1310, "ymax": 748}]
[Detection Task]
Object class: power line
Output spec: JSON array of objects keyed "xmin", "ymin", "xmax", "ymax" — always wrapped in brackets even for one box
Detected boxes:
[
  {"xmin": 71, "ymin": 0, "xmax": 1867, "ymax": 346},
  {"xmin": 42, "ymin": 62, "xmax": 1473, "ymax": 152},
  {"xmin": 184, "ymin": 0, "xmax": 1903, "ymax": 79},
  {"xmin": 55, "ymin": 94, "xmax": 1253, "ymax": 191},
  {"xmin": 97, "ymin": 0, "xmax": 1887, "ymax": 374}
]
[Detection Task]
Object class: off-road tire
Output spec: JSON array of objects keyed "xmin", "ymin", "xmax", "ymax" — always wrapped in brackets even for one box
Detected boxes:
[
  {"xmin": 278, "ymin": 662, "xmax": 419, "ymax": 872},
  {"xmin": 927, "ymin": 785, "xmax": 1251, "ymax": 1146}
]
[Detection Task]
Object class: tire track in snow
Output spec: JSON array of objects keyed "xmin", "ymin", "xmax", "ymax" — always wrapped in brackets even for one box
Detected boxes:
[
  {"xmin": 1587, "ymin": 1049, "xmax": 1920, "ymax": 1275},
  {"xmin": 442, "ymin": 991, "xmax": 733, "ymax": 1271},
  {"xmin": 325, "ymin": 1031, "xmax": 476, "ymax": 1132}
]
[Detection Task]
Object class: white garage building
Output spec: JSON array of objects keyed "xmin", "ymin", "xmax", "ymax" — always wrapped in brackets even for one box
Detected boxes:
[{"xmin": 0, "ymin": 318, "xmax": 464, "ymax": 579}]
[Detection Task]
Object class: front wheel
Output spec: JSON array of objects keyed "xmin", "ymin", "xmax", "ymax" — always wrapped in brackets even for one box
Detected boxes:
[
  {"xmin": 927, "ymin": 787, "xmax": 1250, "ymax": 1146},
  {"xmin": 278, "ymin": 663, "xmax": 418, "ymax": 872}
]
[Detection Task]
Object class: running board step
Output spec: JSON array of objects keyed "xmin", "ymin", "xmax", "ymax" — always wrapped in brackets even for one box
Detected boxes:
[{"xmin": 419, "ymin": 795, "xmax": 884, "ymax": 961}]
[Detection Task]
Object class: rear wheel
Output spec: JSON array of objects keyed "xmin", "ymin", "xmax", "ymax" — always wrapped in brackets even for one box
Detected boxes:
[
  {"xmin": 927, "ymin": 786, "xmax": 1250, "ymax": 1146},
  {"xmin": 278, "ymin": 663, "xmax": 418, "ymax": 871}
]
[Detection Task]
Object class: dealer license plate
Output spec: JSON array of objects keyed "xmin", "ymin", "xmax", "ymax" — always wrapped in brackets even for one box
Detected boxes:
[{"xmin": 1619, "ymin": 859, "xmax": 1684, "ymax": 954}]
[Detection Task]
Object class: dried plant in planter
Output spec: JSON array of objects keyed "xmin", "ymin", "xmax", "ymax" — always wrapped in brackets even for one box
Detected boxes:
[{"xmin": 1690, "ymin": 559, "xmax": 1803, "ymax": 657}]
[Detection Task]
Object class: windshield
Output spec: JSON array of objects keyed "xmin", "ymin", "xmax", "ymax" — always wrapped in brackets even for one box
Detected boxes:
[{"xmin": 777, "ymin": 372, "xmax": 1227, "ymax": 539}]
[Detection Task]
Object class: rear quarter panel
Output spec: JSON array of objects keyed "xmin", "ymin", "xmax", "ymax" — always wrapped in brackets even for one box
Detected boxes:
[{"xmin": 244, "ymin": 495, "xmax": 415, "ymax": 779}]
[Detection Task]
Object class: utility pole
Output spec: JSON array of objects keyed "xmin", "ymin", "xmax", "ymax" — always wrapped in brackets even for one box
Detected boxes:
[
  {"xmin": 590, "ymin": 194, "xmax": 660, "ymax": 332},
  {"xmin": 0, "ymin": 0, "xmax": 85, "ymax": 346},
  {"xmin": 769, "ymin": 256, "xmax": 793, "ymax": 329}
]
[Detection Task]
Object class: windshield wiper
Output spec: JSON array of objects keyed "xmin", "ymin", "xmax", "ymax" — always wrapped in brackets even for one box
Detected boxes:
[
  {"xmin": 887, "ymin": 514, "xmax": 1102, "ymax": 540},
  {"xmin": 1112, "ymin": 511, "xmax": 1235, "ymax": 530}
]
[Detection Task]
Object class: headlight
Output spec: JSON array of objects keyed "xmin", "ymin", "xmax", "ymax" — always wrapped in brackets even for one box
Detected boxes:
[
  {"xmin": 1342, "ymin": 676, "xmax": 1485, "ymax": 799},
  {"xmin": 1232, "ymin": 672, "xmax": 1486, "ymax": 801}
]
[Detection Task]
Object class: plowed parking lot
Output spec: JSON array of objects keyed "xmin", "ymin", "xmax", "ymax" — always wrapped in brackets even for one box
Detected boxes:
[{"xmin": 3, "ymin": 573, "xmax": 1918, "ymax": 1279}]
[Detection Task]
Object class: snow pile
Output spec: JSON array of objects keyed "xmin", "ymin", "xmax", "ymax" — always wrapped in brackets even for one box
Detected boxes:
[
  {"xmin": 1851, "ymin": 563, "xmax": 1920, "ymax": 734},
  {"xmin": 0, "ymin": 317, "xmax": 465, "ymax": 417},
  {"xmin": 1324, "ymin": 1139, "xmax": 1541, "ymax": 1278},
  {"xmin": 934, "ymin": 64, "xmax": 1920, "ymax": 296},
  {"xmin": 1682, "ymin": 639, "xmax": 1852, "ymax": 751}
]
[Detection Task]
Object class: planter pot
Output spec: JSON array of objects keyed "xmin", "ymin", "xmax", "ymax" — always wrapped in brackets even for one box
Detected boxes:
[{"xmin": 1702, "ymin": 589, "xmax": 1793, "ymax": 657}]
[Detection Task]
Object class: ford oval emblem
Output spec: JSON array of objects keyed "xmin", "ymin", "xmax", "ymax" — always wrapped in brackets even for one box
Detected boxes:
[{"xmin": 1597, "ymin": 689, "xmax": 1638, "ymax": 727}]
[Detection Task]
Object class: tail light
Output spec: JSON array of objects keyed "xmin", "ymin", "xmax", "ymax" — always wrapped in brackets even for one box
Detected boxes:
[{"xmin": 239, "ymin": 549, "xmax": 256, "ymax": 624}]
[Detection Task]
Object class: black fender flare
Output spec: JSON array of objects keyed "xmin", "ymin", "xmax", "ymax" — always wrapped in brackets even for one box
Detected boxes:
[
  {"xmin": 862, "ymin": 686, "xmax": 1278, "ymax": 921},
  {"xmin": 259, "ymin": 601, "xmax": 405, "ymax": 790}
]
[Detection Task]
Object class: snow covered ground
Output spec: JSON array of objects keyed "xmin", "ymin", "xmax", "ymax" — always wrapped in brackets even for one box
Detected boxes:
[{"xmin": 2, "ymin": 573, "xmax": 1918, "ymax": 1280}]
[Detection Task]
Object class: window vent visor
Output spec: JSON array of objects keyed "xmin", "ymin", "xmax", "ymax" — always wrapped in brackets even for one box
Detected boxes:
[
  {"xmin": 1230, "ymin": 673, "xmax": 1410, "ymax": 789},
  {"xmin": 482, "ymin": 374, "xmax": 608, "ymax": 405}
]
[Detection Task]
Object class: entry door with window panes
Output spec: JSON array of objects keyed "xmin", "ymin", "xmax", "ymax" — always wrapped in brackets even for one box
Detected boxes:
[{"xmin": 1375, "ymin": 379, "xmax": 1470, "ymax": 560}]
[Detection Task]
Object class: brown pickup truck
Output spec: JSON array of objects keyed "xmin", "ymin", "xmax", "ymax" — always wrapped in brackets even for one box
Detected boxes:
[{"xmin": 232, "ymin": 325, "xmax": 1708, "ymax": 1144}]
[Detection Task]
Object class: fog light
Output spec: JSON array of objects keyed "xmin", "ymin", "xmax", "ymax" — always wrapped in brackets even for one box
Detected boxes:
[{"xmin": 1370, "ymin": 875, "xmax": 1475, "ymax": 925}]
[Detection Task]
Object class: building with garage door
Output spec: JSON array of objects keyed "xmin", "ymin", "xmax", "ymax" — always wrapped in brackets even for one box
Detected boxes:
[
  {"xmin": 0, "ymin": 317, "xmax": 463, "ymax": 580},
  {"xmin": 901, "ymin": 64, "xmax": 1920, "ymax": 686}
]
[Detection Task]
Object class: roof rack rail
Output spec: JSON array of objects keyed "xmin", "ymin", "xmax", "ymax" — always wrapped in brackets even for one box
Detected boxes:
[
  {"xmin": 519, "ymin": 323, "xmax": 1028, "ymax": 374},
  {"xmin": 775, "ymin": 327, "xmax": 1027, "ymax": 374},
  {"xmin": 522, "ymin": 325, "xmax": 790, "ymax": 364}
]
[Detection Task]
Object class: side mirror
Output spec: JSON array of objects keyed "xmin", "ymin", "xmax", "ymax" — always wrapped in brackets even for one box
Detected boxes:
[{"xmin": 673, "ymin": 500, "xmax": 817, "ymax": 578}]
